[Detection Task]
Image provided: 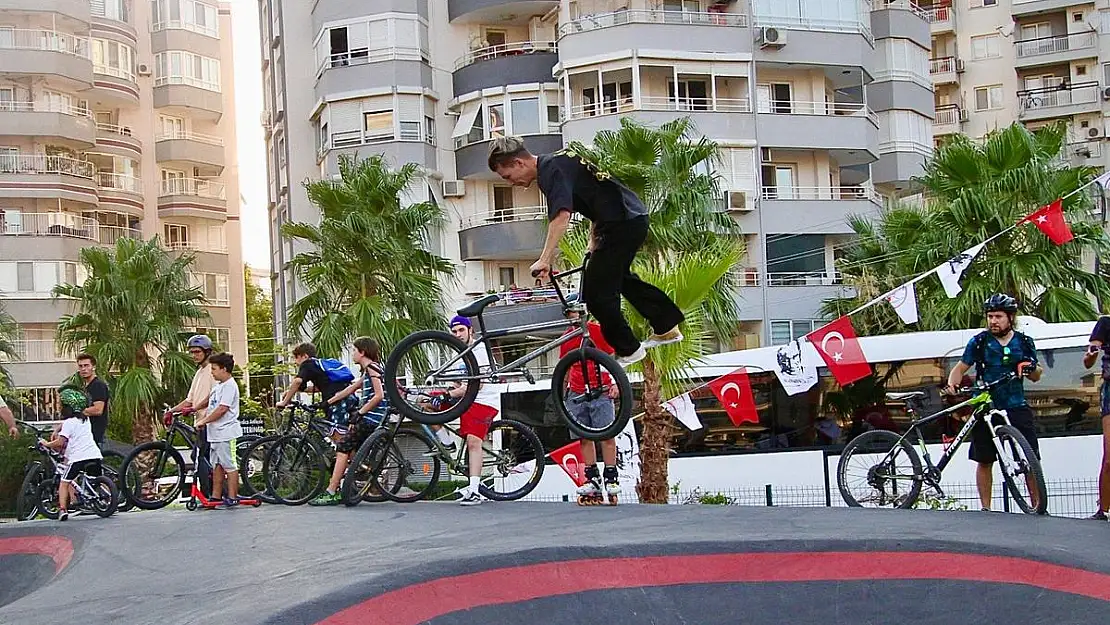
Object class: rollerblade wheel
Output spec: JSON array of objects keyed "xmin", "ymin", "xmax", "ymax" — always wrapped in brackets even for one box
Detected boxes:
[
  {"xmin": 607, "ymin": 494, "xmax": 618, "ymax": 506},
  {"xmin": 577, "ymin": 494, "xmax": 602, "ymax": 506}
]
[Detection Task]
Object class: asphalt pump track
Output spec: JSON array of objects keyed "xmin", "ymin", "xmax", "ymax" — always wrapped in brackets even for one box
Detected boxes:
[{"xmin": 1, "ymin": 503, "xmax": 1108, "ymax": 625}]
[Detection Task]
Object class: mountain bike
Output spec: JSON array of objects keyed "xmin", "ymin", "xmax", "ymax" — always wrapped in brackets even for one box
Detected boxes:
[
  {"xmin": 340, "ymin": 403, "xmax": 544, "ymax": 506},
  {"xmin": 836, "ymin": 370, "xmax": 1048, "ymax": 514},
  {"xmin": 383, "ymin": 253, "xmax": 633, "ymax": 441}
]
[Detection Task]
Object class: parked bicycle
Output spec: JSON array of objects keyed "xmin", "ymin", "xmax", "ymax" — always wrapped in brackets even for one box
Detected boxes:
[
  {"xmin": 836, "ymin": 371, "xmax": 1048, "ymax": 514},
  {"xmin": 383, "ymin": 253, "xmax": 632, "ymax": 441},
  {"xmin": 28, "ymin": 439, "xmax": 118, "ymax": 520}
]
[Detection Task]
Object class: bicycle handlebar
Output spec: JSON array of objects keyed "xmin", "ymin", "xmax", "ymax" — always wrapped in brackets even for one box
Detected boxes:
[
  {"xmin": 531, "ymin": 252, "xmax": 592, "ymax": 279},
  {"xmin": 950, "ymin": 368, "xmax": 1029, "ymax": 395}
]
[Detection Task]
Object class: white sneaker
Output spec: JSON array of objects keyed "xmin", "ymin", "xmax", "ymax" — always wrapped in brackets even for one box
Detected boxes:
[
  {"xmin": 576, "ymin": 481, "xmax": 600, "ymax": 497},
  {"xmin": 616, "ymin": 345, "xmax": 647, "ymax": 367},
  {"xmin": 458, "ymin": 487, "xmax": 483, "ymax": 506},
  {"xmin": 641, "ymin": 327, "xmax": 684, "ymax": 349}
]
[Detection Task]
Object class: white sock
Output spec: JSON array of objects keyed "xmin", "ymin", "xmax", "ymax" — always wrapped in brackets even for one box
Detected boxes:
[
  {"xmin": 436, "ymin": 429, "xmax": 452, "ymax": 445},
  {"xmin": 468, "ymin": 476, "xmax": 479, "ymax": 491}
]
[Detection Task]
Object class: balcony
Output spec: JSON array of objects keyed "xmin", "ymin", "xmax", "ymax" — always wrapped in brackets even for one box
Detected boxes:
[
  {"xmin": 0, "ymin": 338, "xmax": 77, "ymax": 387},
  {"xmin": 756, "ymin": 100, "xmax": 879, "ymax": 164},
  {"xmin": 151, "ymin": 18, "xmax": 220, "ymax": 59},
  {"xmin": 157, "ymin": 178, "xmax": 227, "ymax": 218},
  {"xmin": 153, "ymin": 79, "xmax": 224, "ymax": 121},
  {"xmin": 0, "ymin": 29, "xmax": 93, "ymax": 87},
  {"xmin": 928, "ymin": 56, "xmax": 960, "ymax": 85},
  {"xmin": 0, "ymin": 155, "xmax": 97, "ymax": 204},
  {"xmin": 768, "ymin": 270, "xmax": 842, "ymax": 287},
  {"xmin": 562, "ymin": 96, "xmax": 754, "ymax": 145},
  {"xmin": 96, "ymin": 172, "xmax": 144, "ymax": 216},
  {"xmin": 739, "ymin": 187, "xmax": 882, "ymax": 235},
  {"xmin": 925, "ymin": 3, "xmax": 954, "ymax": 34},
  {"xmin": 0, "ymin": 101, "xmax": 95, "ymax": 145},
  {"xmin": 164, "ymin": 240, "xmax": 228, "ymax": 255},
  {"xmin": 751, "ymin": 10, "xmax": 874, "ymax": 69},
  {"xmin": 155, "ymin": 131, "xmax": 226, "ymax": 170},
  {"xmin": 5, "ymin": 339, "xmax": 73, "ymax": 364},
  {"xmin": 453, "ymin": 41, "xmax": 557, "ymax": 95},
  {"xmin": 0, "ymin": 212, "xmax": 141, "ymax": 260},
  {"xmin": 1014, "ymin": 32, "xmax": 1097, "ymax": 69},
  {"xmin": 1067, "ymin": 139, "xmax": 1103, "ymax": 168},
  {"xmin": 559, "ymin": 9, "xmax": 750, "ymax": 60},
  {"xmin": 94, "ymin": 123, "xmax": 143, "ymax": 158},
  {"xmin": 91, "ymin": 62, "xmax": 140, "ymax": 105},
  {"xmin": 1017, "ymin": 82, "xmax": 1101, "ymax": 122},
  {"xmin": 448, "ymin": 0, "xmax": 559, "ymax": 23},
  {"xmin": 933, "ymin": 104, "xmax": 964, "ymax": 136},
  {"xmin": 314, "ymin": 47, "xmax": 433, "ymax": 96},
  {"xmin": 458, "ymin": 207, "xmax": 548, "ymax": 261},
  {"xmin": 456, "ymin": 134, "xmax": 562, "ymax": 179},
  {"xmin": 90, "ymin": 0, "xmax": 138, "ymax": 44},
  {"xmin": 1012, "ymin": 0, "xmax": 1085, "ymax": 18},
  {"xmin": 3, "ymin": 0, "xmax": 91, "ymax": 22}
]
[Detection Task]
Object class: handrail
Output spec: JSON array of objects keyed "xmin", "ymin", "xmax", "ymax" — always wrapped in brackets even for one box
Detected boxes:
[
  {"xmin": 461, "ymin": 207, "xmax": 549, "ymax": 229},
  {"xmin": 934, "ymin": 104, "xmax": 962, "ymax": 125},
  {"xmin": 152, "ymin": 19, "xmax": 219, "ymax": 39},
  {"xmin": 924, "ymin": 5, "xmax": 952, "ymax": 24},
  {"xmin": 565, "ymin": 96, "xmax": 752, "ymax": 120},
  {"xmin": 1016, "ymin": 31, "xmax": 1096, "ymax": 59},
  {"xmin": 0, "ymin": 29, "xmax": 90, "ymax": 57},
  {"xmin": 0, "ymin": 154, "xmax": 95, "ymax": 178},
  {"xmin": 165, "ymin": 240, "xmax": 229, "ymax": 253},
  {"xmin": 559, "ymin": 9, "xmax": 749, "ymax": 37},
  {"xmin": 757, "ymin": 99, "xmax": 876, "ymax": 124},
  {"xmin": 155, "ymin": 130, "xmax": 224, "ymax": 146},
  {"xmin": 928, "ymin": 56, "xmax": 956, "ymax": 74},
  {"xmin": 752, "ymin": 14, "xmax": 872, "ymax": 44},
  {"xmin": 154, "ymin": 74, "xmax": 220, "ymax": 92},
  {"xmin": 159, "ymin": 178, "xmax": 226, "ymax": 199},
  {"xmin": 96, "ymin": 122, "xmax": 135, "ymax": 137},
  {"xmin": 93, "ymin": 62, "xmax": 135, "ymax": 81},
  {"xmin": 316, "ymin": 47, "xmax": 425, "ymax": 77},
  {"xmin": 4, "ymin": 340, "xmax": 73, "ymax": 364},
  {"xmin": 766, "ymin": 271, "xmax": 842, "ymax": 287},
  {"xmin": 0, "ymin": 101, "xmax": 92, "ymax": 118},
  {"xmin": 0, "ymin": 212, "xmax": 140, "ymax": 244},
  {"xmin": 760, "ymin": 186, "xmax": 882, "ymax": 204},
  {"xmin": 97, "ymin": 172, "xmax": 142, "ymax": 193},
  {"xmin": 454, "ymin": 41, "xmax": 555, "ymax": 71}
]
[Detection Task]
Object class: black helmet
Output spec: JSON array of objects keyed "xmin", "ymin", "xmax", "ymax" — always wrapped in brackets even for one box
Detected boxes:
[{"xmin": 983, "ymin": 293, "xmax": 1018, "ymax": 314}]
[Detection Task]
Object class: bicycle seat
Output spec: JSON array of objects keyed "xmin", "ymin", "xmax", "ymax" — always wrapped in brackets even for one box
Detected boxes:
[
  {"xmin": 886, "ymin": 391, "xmax": 926, "ymax": 401},
  {"xmin": 456, "ymin": 294, "xmax": 500, "ymax": 318}
]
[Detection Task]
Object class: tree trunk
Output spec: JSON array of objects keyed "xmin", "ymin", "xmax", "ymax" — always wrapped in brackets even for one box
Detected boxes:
[
  {"xmin": 132, "ymin": 350, "xmax": 155, "ymax": 445},
  {"xmin": 635, "ymin": 357, "xmax": 673, "ymax": 504}
]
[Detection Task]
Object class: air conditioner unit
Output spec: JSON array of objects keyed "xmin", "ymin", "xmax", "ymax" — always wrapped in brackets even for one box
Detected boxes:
[
  {"xmin": 1102, "ymin": 86, "xmax": 1110, "ymax": 101},
  {"xmin": 136, "ymin": 63, "xmax": 152, "ymax": 76},
  {"xmin": 958, "ymin": 109, "xmax": 969, "ymax": 122},
  {"xmin": 756, "ymin": 27, "xmax": 786, "ymax": 49},
  {"xmin": 955, "ymin": 59, "xmax": 965, "ymax": 73},
  {"xmin": 760, "ymin": 147, "xmax": 773, "ymax": 161},
  {"xmin": 1088, "ymin": 126, "xmax": 1104, "ymax": 139},
  {"xmin": 726, "ymin": 190, "xmax": 751, "ymax": 211},
  {"xmin": 442, "ymin": 180, "xmax": 465, "ymax": 197}
]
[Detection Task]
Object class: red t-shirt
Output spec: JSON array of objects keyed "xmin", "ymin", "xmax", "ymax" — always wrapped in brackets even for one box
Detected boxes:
[{"xmin": 558, "ymin": 322, "xmax": 614, "ymax": 394}]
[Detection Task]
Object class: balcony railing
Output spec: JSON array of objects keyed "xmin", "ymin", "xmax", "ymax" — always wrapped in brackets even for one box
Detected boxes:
[
  {"xmin": 935, "ymin": 104, "xmax": 962, "ymax": 126},
  {"xmin": 0, "ymin": 101, "xmax": 92, "ymax": 119},
  {"xmin": 0, "ymin": 212, "xmax": 140, "ymax": 244},
  {"xmin": 730, "ymin": 266, "xmax": 761, "ymax": 287},
  {"xmin": 929, "ymin": 56, "xmax": 956, "ymax": 75},
  {"xmin": 154, "ymin": 74, "xmax": 220, "ymax": 92},
  {"xmin": 760, "ymin": 186, "xmax": 882, "ymax": 204},
  {"xmin": 559, "ymin": 9, "xmax": 749, "ymax": 37},
  {"xmin": 757, "ymin": 99, "xmax": 877, "ymax": 124},
  {"xmin": 461, "ymin": 207, "xmax": 549, "ymax": 229},
  {"xmin": 98, "ymin": 225, "xmax": 142, "ymax": 244},
  {"xmin": 0, "ymin": 154, "xmax": 95, "ymax": 178},
  {"xmin": 565, "ymin": 96, "xmax": 752, "ymax": 120},
  {"xmin": 93, "ymin": 62, "xmax": 135, "ymax": 81},
  {"xmin": 876, "ymin": 0, "xmax": 931, "ymax": 20},
  {"xmin": 97, "ymin": 172, "xmax": 142, "ymax": 193},
  {"xmin": 152, "ymin": 19, "xmax": 219, "ymax": 39},
  {"xmin": 3, "ymin": 339, "xmax": 73, "ymax": 364},
  {"xmin": 164, "ymin": 240, "xmax": 228, "ymax": 254},
  {"xmin": 155, "ymin": 130, "xmax": 225, "ymax": 146},
  {"xmin": 767, "ymin": 271, "xmax": 842, "ymax": 287},
  {"xmin": 0, "ymin": 29, "xmax": 90, "ymax": 58},
  {"xmin": 1016, "ymin": 32, "xmax": 1097, "ymax": 59},
  {"xmin": 752, "ymin": 13, "xmax": 872, "ymax": 43},
  {"xmin": 159, "ymin": 178, "xmax": 226, "ymax": 199},
  {"xmin": 316, "ymin": 46, "xmax": 427, "ymax": 77},
  {"xmin": 925, "ymin": 4, "xmax": 952, "ymax": 26},
  {"xmin": 454, "ymin": 41, "xmax": 556, "ymax": 71},
  {"xmin": 1068, "ymin": 140, "xmax": 1103, "ymax": 160},
  {"xmin": 1018, "ymin": 81, "xmax": 1100, "ymax": 114},
  {"xmin": 96, "ymin": 122, "xmax": 134, "ymax": 137}
]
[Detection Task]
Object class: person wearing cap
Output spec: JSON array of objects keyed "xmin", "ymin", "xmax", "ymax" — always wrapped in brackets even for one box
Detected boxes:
[
  {"xmin": 440, "ymin": 314, "xmax": 500, "ymax": 506},
  {"xmin": 487, "ymin": 135, "xmax": 685, "ymax": 367}
]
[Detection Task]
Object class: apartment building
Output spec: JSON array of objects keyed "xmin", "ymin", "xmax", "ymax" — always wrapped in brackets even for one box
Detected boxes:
[
  {"xmin": 261, "ymin": 0, "xmax": 932, "ymax": 353},
  {"xmin": 0, "ymin": 0, "xmax": 247, "ymax": 413},
  {"xmin": 922, "ymin": 0, "xmax": 1109, "ymax": 168}
]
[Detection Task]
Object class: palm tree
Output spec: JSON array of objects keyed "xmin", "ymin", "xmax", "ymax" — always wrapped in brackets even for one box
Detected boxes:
[
  {"xmin": 824, "ymin": 121, "xmax": 1110, "ymax": 333},
  {"xmin": 52, "ymin": 237, "xmax": 207, "ymax": 444},
  {"xmin": 282, "ymin": 153, "xmax": 455, "ymax": 356},
  {"xmin": 561, "ymin": 118, "xmax": 745, "ymax": 503},
  {"xmin": 0, "ymin": 300, "xmax": 19, "ymax": 393}
]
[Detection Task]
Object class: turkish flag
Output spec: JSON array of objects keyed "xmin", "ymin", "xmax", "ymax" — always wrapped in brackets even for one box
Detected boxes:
[
  {"xmin": 547, "ymin": 441, "xmax": 587, "ymax": 487},
  {"xmin": 806, "ymin": 316, "xmax": 871, "ymax": 387},
  {"xmin": 708, "ymin": 369, "xmax": 760, "ymax": 426},
  {"xmin": 1021, "ymin": 199, "xmax": 1073, "ymax": 245}
]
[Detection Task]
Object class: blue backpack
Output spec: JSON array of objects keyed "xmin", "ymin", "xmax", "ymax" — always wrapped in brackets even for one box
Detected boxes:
[{"xmin": 313, "ymin": 357, "xmax": 355, "ymax": 384}]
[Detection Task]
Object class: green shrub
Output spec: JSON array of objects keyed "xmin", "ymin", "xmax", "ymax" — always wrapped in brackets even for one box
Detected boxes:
[{"xmin": 0, "ymin": 432, "xmax": 36, "ymax": 517}]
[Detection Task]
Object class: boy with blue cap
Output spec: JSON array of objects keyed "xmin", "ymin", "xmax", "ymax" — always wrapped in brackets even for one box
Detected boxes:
[{"xmin": 441, "ymin": 314, "xmax": 499, "ymax": 506}]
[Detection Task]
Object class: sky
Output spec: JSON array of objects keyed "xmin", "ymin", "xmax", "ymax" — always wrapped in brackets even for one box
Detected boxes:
[{"xmin": 229, "ymin": 0, "xmax": 270, "ymax": 270}]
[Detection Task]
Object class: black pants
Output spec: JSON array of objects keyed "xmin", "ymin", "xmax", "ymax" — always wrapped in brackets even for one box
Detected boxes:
[{"xmin": 584, "ymin": 216, "xmax": 685, "ymax": 357}]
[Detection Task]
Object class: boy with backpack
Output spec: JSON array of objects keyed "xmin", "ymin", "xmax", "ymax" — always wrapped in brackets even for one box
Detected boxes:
[{"xmin": 276, "ymin": 342, "xmax": 357, "ymax": 441}]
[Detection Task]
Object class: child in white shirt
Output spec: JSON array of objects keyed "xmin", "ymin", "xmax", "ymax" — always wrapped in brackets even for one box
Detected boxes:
[
  {"xmin": 43, "ymin": 387, "xmax": 103, "ymax": 521},
  {"xmin": 195, "ymin": 352, "xmax": 243, "ymax": 506}
]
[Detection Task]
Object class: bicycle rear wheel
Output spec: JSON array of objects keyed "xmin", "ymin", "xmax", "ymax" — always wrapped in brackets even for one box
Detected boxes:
[
  {"xmin": 88, "ymin": 476, "xmax": 118, "ymax": 518},
  {"xmin": 263, "ymin": 434, "xmax": 327, "ymax": 505},
  {"xmin": 384, "ymin": 330, "xmax": 480, "ymax": 425},
  {"xmin": 346, "ymin": 428, "xmax": 441, "ymax": 505},
  {"xmin": 994, "ymin": 424, "xmax": 1048, "ymax": 515},
  {"xmin": 121, "ymin": 442, "xmax": 186, "ymax": 510},
  {"xmin": 16, "ymin": 461, "xmax": 48, "ymax": 521},
  {"xmin": 476, "ymin": 419, "xmax": 545, "ymax": 502},
  {"xmin": 837, "ymin": 430, "xmax": 923, "ymax": 509},
  {"xmin": 101, "ymin": 450, "xmax": 134, "ymax": 513},
  {"xmin": 551, "ymin": 347, "xmax": 633, "ymax": 441},
  {"xmin": 238, "ymin": 435, "xmax": 281, "ymax": 504}
]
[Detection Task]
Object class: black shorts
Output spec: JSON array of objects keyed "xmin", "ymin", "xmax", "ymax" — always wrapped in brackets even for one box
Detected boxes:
[
  {"xmin": 336, "ymin": 419, "xmax": 378, "ymax": 455},
  {"xmin": 62, "ymin": 459, "xmax": 102, "ymax": 482},
  {"xmin": 968, "ymin": 404, "xmax": 1040, "ymax": 464}
]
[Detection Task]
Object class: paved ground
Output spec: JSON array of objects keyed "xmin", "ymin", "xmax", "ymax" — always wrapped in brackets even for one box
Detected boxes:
[{"xmin": 1, "ymin": 502, "xmax": 1109, "ymax": 625}]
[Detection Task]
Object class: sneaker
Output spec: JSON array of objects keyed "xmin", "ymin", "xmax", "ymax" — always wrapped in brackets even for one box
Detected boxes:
[
  {"xmin": 458, "ymin": 487, "xmax": 483, "ymax": 506},
  {"xmin": 604, "ymin": 481, "xmax": 622, "ymax": 496},
  {"xmin": 1086, "ymin": 511, "xmax": 1108, "ymax": 521},
  {"xmin": 222, "ymin": 497, "xmax": 240, "ymax": 508},
  {"xmin": 576, "ymin": 481, "xmax": 600, "ymax": 497},
  {"xmin": 641, "ymin": 327, "xmax": 684, "ymax": 349},
  {"xmin": 308, "ymin": 491, "xmax": 341, "ymax": 506},
  {"xmin": 616, "ymin": 345, "xmax": 647, "ymax": 367}
]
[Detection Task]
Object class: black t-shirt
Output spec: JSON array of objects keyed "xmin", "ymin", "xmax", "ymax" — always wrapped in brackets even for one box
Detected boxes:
[
  {"xmin": 536, "ymin": 152, "xmax": 648, "ymax": 223},
  {"xmin": 84, "ymin": 377, "xmax": 110, "ymax": 445},
  {"xmin": 297, "ymin": 359, "xmax": 345, "ymax": 403}
]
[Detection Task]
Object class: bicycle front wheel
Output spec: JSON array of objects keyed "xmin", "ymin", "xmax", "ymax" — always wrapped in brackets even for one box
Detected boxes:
[
  {"xmin": 238, "ymin": 435, "xmax": 281, "ymax": 504},
  {"xmin": 16, "ymin": 461, "xmax": 47, "ymax": 521},
  {"xmin": 837, "ymin": 430, "xmax": 923, "ymax": 509},
  {"xmin": 101, "ymin": 450, "xmax": 134, "ymax": 513},
  {"xmin": 477, "ymin": 419, "xmax": 545, "ymax": 502},
  {"xmin": 551, "ymin": 347, "xmax": 633, "ymax": 441},
  {"xmin": 346, "ymin": 428, "xmax": 441, "ymax": 505},
  {"xmin": 88, "ymin": 476, "xmax": 118, "ymax": 518},
  {"xmin": 384, "ymin": 330, "xmax": 480, "ymax": 425},
  {"xmin": 263, "ymin": 434, "xmax": 327, "ymax": 505},
  {"xmin": 121, "ymin": 442, "xmax": 186, "ymax": 510},
  {"xmin": 994, "ymin": 424, "xmax": 1048, "ymax": 515}
]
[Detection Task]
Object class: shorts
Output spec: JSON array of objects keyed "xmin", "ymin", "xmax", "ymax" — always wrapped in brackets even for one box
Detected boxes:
[
  {"xmin": 61, "ymin": 459, "xmax": 101, "ymax": 482},
  {"xmin": 459, "ymin": 402, "xmax": 498, "ymax": 440},
  {"xmin": 1100, "ymin": 381, "xmax": 1110, "ymax": 417},
  {"xmin": 209, "ymin": 439, "xmax": 239, "ymax": 472},
  {"xmin": 969, "ymin": 404, "xmax": 1040, "ymax": 464},
  {"xmin": 566, "ymin": 392, "xmax": 616, "ymax": 440},
  {"xmin": 326, "ymin": 396, "xmax": 359, "ymax": 436},
  {"xmin": 336, "ymin": 419, "xmax": 378, "ymax": 455}
]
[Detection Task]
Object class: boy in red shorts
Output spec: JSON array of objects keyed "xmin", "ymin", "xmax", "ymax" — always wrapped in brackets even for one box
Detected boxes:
[{"xmin": 445, "ymin": 315, "xmax": 499, "ymax": 506}]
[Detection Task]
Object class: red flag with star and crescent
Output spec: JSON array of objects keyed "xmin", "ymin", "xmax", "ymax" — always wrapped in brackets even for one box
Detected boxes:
[
  {"xmin": 806, "ymin": 316, "xmax": 871, "ymax": 387},
  {"xmin": 1020, "ymin": 198, "xmax": 1073, "ymax": 245},
  {"xmin": 708, "ymin": 369, "xmax": 759, "ymax": 426},
  {"xmin": 547, "ymin": 441, "xmax": 587, "ymax": 486}
]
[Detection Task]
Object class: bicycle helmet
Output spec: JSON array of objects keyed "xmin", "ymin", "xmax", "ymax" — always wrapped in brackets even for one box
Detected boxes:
[
  {"xmin": 59, "ymin": 385, "xmax": 89, "ymax": 418},
  {"xmin": 187, "ymin": 334, "xmax": 214, "ymax": 351},
  {"xmin": 983, "ymin": 293, "xmax": 1018, "ymax": 314}
]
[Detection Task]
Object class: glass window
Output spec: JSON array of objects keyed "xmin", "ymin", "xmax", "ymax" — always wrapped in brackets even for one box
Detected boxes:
[
  {"xmin": 975, "ymin": 85, "xmax": 1003, "ymax": 110},
  {"xmin": 488, "ymin": 103, "xmax": 505, "ymax": 137},
  {"xmin": 16, "ymin": 262, "xmax": 33, "ymax": 291},
  {"xmin": 970, "ymin": 34, "xmax": 1000, "ymax": 59},
  {"xmin": 510, "ymin": 98, "xmax": 541, "ymax": 135},
  {"xmin": 363, "ymin": 110, "xmax": 393, "ymax": 141}
]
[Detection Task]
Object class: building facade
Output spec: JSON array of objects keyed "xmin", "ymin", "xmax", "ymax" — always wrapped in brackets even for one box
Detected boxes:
[
  {"xmin": 0, "ymin": 0, "xmax": 247, "ymax": 412},
  {"xmin": 260, "ymin": 0, "xmax": 932, "ymax": 353}
]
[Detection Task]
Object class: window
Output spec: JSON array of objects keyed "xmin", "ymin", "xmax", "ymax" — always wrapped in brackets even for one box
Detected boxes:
[
  {"xmin": 164, "ymin": 223, "xmax": 189, "ymax": 247},
  {"xmin": 90, "ymin": 0, "xmax": 128, "ymax": 21},
  {"xmin": 488, "ymin": 103, "xmax": 505, "ymax": 137},
  {"xmin": 152, "ymin": 1, "xmax": 219, "ymax": 38},
  {"xmin": 314, "ymin": 15, "xmax": 426, "ymax": 71},
  {"xmin": 399, "ymin": 121, "xmax": 421, "ymax": 141},
  {"xmin": 969, "ymin": 0, "xmax": 996, "ymax": 7},
  {"xmin": 424, "ymin": 116, "xmax": 435, "ymax": 144},
  {"xmin": 91, "ymin": 39, "xmax": 135, "ymax": 80},
  {"xmin": 1104, "ymin": 62, "xmax": 1110, "ymax": 88},
  {"xmin": 757, "ymin": 83, "xmax": 793, "ymax": 113},
  {"xmin": 154, "ymin": 51, "xmax": 221, "ymax": 92},
  {"xmin": 766, "ymin": 234, "xmax": 825, "ymax": 284},
  {"xmin": 669, "ymin": 80, "xmax": 709, "ymax": 111},
  {"xmin": 498, "ymin": 267, "xmax": 515, "ymax": 291},
  {"xmin": 363, "ymin": 110, "xmax": 393, "ymax": 141},
  {"xmin": 761, "ymin": 165, "xmax": 795, "ymax": 200},
  {"xmin": 970, "ymin": 34, "xmax": 1000, "ymax": 60},
  {"xmin": 190, "ymin": 272, "xmax": 230, "ymax": 305},
  {"xmin": 510, "ymin": 98, "xmax": 540, "ymax": 135},
  {"xmin": 974, "ymin": 85, "xmax": 1003, "ymax": 110},
  {"xmin": 16, "ymin": 262, "xmax": 33, "ymax": 292},
  {"xmin": 769, "ymin": 320, "xmax": 823, "ymax": 346},
  {"xmin": 159, "ymin": 115, "xmax": 185, "ymax": 138},
  {"xmin": 492, "ymin": 187, "xmax": 514, "ymax": 221},
  {"xmin": 547, "ymin": 105, "xmax": 561, "ymax": 133}
]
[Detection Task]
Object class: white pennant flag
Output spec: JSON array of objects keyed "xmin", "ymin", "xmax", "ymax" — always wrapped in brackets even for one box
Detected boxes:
[
  {"xmin": 1091, "ymin": 170, "xmax": 1110, "ymax": 189},
  {"xmin": 935, "ymin": 242, "xmax": 985, "ymax": 299},
  {"xmin": 664, "ymin": 393, "xmax": 702, "ymax": 431},
  {"xmin": 885, "ymin": 282, "xmax": 919, "ymax": 325},
  {"xmin": 772, "ymin": 339, "xmax": 818, "ymax": 396}
]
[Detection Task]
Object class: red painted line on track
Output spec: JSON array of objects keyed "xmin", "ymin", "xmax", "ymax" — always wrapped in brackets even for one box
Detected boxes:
[
  {"xmin": 317, "ymin": 551, "xmax": 1110, "ymax": 625},
  {"xmin": 0, "ymin": 536, "xmax": 74, "ymax": 575}
]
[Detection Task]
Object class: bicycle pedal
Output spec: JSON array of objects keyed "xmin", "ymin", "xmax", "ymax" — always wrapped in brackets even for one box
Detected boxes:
[{"xmin": 522, "ymin": 370, "xmax": 535, "ymax": 384}]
